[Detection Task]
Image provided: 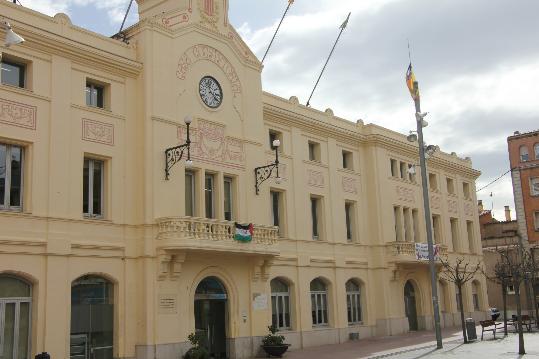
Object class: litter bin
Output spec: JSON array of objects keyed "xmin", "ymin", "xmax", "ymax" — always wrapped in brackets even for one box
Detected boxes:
[
  {"xmin": 35, "ymin": 353, "xmax": 50, "ymax": 359},
  {"xmin": 465, "ymin": 318, "xmax": 477, "ymax": 341}
]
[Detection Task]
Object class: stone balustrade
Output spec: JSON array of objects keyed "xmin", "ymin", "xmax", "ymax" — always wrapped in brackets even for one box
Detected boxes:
[{"xmin": 388, "ymin": 241, "xmax": 448, "ymax": 263}]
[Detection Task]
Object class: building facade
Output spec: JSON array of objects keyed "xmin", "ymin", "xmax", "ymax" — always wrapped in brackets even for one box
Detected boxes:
[{"xmin": 0, "ymin": 1, "xmax": 487, "ymax": 358}]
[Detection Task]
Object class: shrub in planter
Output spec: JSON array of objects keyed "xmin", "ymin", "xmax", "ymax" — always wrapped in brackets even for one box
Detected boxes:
[
  {"xmin": 261, "ymin": 325, "xmax": 290, "ymax": 358},
  {"xmin": 183, "ymin": 332, "xmax": 209, "ymax": 359}
]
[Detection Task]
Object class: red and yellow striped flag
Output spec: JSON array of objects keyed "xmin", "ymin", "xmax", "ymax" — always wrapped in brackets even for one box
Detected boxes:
[{"xmin": 406, "ymin": 63, "xmax": 420, "ymax": 100}]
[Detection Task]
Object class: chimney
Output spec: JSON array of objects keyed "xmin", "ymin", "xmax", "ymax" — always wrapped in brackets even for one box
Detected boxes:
[
  {"xmin": 478, "ymin": 200, "xmax": 483, "ymax": 212},
  {"xmin": 504, "ymin": 206, "xmax": 511, "ymax": 221}
]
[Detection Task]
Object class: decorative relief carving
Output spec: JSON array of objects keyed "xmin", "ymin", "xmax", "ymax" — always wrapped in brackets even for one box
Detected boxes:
[
  {"xmin": 396, "ymin": 186, "xmax": 414, "ymax": 203},
  {"xmin": 430, "ymin": 195, "xmax": 441, "ymax": 210},
  {"xmin": 464, "ymin": 202, "xmax": 474, "ymax": 217},
  {"xmin": 0, "ymin": 98, "xmax": 36, "ymax": 130},
  {"xmin": 227, "ymin": 32, "xmax": 252, "ymax": 59},
  {"xmin": 178, "ymin": 119, "xmax": 245, "ymax": 169},
  {"xmin": 307, "ymin": 169, "xmax": 324, "ymax": 188},
  {"xmin": 82, "ymin": 119, "xmax": 114, "ymax": 146},
  {"xmin": 198, "ymin": 0, "xmax": 220, "ymax": 30},
  {"xmin": 342, "ymin": 177, "xmax": 357, "ymax": 194},
  {"xmin": 447, "ymin": 199, "xmax": 458, "ymax": 214},
  {"xmin": 162, "ymin": 12, "xmax": 190, "ymax": 27},
  {"xmin": 176, "ymin": 44, "xmax": 242, "ymax": 95}
]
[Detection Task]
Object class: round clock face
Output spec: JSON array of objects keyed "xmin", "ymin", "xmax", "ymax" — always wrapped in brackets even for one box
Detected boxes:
[{"xmin": 199, "ymin": 76, "xmax": 223, "ymax": 109}]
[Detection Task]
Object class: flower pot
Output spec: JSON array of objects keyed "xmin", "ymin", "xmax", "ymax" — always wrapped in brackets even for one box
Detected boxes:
[{"xmin": 261, "ymin": 344, "xmax": 290, "ymax": 358}]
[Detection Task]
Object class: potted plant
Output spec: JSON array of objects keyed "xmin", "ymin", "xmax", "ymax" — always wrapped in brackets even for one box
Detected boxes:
[
  {"xmin": 183, "ymin": 332, "xmax": 209, "ymax": 359},
  {"xmin": 261, "ymin": 325, "xmax": 290, "ymax": 358}
]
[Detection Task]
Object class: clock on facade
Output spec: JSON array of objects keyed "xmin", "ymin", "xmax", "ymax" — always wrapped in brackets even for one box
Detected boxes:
[{"xmin": 199, "ymin": 76, "xmax": 223, "ymax": 109}]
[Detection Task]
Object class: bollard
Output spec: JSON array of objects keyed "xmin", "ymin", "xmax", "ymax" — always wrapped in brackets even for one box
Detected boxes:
[{"xmin": 35, "ymin": 352, "xmax": 50, "ymax": 359}]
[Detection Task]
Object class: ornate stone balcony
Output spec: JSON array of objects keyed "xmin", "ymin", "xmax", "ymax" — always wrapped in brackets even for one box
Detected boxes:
[
  {"xmin": 387, "ymin": 241, "xmax": 448, "ymax": 264},
  {"xmin": 156, "ymin": 216, "xmax": 279, "ymax": 256}
]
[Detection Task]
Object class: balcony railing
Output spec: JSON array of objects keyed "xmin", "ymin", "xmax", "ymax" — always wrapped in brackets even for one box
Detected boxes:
[
  {"xmin": 156, "ymin": 216, "xmax": 279, "ymax": 256},
  {"xmin": 387, "ymin": 241, "xmax": 447, "ymax": 264}
]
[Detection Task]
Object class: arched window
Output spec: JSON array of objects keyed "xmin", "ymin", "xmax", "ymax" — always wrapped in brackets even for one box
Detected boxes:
[
  {"xmin": 472, "ymin": 281, "xmax": 480, "ymax": 311},
  {"xmin": 70, "ymin": 275, "xmax": 114, "ymax": 359},
  {"xmin": 0, "ymin": 275, "xmax": 32, "ymax": 359},
  {"xmin": 346, "ymin": 280, "xmax": 362, "ymax": 324},
  {"xmin": 310, "ymin": 278, "xmax": 328, "ymax": 326},
  {"xmin": 270, "ymin": 278, "xmax": 290, "ymax": 330},
  {"xmin": 520, "ymin": 146, "xmax": 529, "ymax": 162}
]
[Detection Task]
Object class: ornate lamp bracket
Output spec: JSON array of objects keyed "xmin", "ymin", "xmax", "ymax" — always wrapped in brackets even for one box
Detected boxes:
[
  {"xmin": 165, "ymin": 116, "xmax": 193, "ymax": 180},
  {"xmin": 254, "ymin": 140, "xmax": 281, "ymax": 195}
]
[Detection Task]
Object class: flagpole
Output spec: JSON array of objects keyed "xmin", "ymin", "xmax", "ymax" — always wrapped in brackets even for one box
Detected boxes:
[
  {"xmin": 306, "ymin": 12, "xmax": 351, "ymax": 107},
  {"xmin": 409, "ymin": 67, "xmax": 443, "ymax": 349},
  {"xmin": 261, "ymin": 0, "xmax": 294, "ymax": 64}
]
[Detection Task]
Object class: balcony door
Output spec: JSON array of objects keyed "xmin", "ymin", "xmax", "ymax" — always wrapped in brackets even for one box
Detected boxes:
[{"xmin": 194, "ymin": 277, "xmax": 227, "ymax": 359}]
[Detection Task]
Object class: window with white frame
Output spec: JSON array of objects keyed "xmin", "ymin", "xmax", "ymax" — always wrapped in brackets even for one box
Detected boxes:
[
  {"xmin": 185, "ymin": 171, "xmax": 196, "ymax": 216},
  {"xmin": 530, "ymin": 177, "xmax": 539, "ymax": 196},
  {"xmin": 85, "ymin": 81, "xmax": 105, "ymax": 108},
  {"xmin": 83, "ymin": 158, "xmax": 104, "ymax": 218},
  {"xmin": 0, "ymin": 143, "xmax": 23, "ymax": 211},
  {"xmin": 310, "ymin": 278, "xmax": 328, "ymax": 326},
  {"xmin": 346, "ymin": 280, "xmax": 362, "ymax": 324},
  {"xmin": 520, "ymin": 145, "xmax": 529, "ymax": 162},
  {"xmin": 271, "ymin": 278, "xmax": 291, "ymax": 330},
  {"xmin": 535, "ymin": 144, "xmax": 539, "ymax": 160}
]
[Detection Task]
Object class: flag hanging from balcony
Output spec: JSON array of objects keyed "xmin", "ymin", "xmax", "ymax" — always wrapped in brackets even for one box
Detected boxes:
[{"xmin": 235, "ymin": 222, "xmax": 253, "ymax": 242}]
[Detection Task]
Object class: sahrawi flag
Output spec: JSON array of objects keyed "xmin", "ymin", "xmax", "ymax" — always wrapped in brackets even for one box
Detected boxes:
[
  {"xmin": 235, "ymin": 223, "xmax": 254, "ymax": 242},
  {"xmin": 406, "ymin": 63, "xmax": 420, "ymax": 100}
]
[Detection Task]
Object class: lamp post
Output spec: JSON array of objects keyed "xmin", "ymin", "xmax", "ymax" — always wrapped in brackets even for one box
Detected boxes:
[
  {"xmin": 412, "ymin": 87, "xmax": 443, "ymax": 349},
  {"xmin": 164, "ymin": 115, "xmax": 193, "ymax": 180},
  {"xmin": 254, "ymin": 140, "xmax": 281, "ymax": 195}
]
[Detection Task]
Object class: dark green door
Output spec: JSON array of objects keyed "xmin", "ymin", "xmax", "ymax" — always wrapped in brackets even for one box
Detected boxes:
[{"xmin": 404, "ymin": 281, "xmax": 418, "ymax": 331}]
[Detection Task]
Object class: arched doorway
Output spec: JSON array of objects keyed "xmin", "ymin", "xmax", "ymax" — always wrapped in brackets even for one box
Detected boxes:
[
  {"xmin": 404, "ymin": 280, "xmax": 418, "ymax": 331},
  {"xmin": 0, "ymin": 274, "xmax": 32, "ymax": 359},
  {"xmin": 194, "ymin": 277, "xmax": 227, "ymax": 358},
  {"xmin": 70, "ymin": 275, "xmax": 114, "ymax": 359}
]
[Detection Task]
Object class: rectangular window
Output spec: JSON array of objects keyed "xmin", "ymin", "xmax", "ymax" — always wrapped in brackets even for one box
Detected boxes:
[
  {"xmin": 83, "ymin": 158, "xmax": 104, "ymax": 218},
  {"xmin": 342, "ymin": 150, "xmax": 353, "ymax": 170},
  {"xmin": 535, "ymin": 212, "xmax": 539, "ymax": 231},
  {"xmin": 446, "ymin": 177, "xmax": 455, "ymax": 195},
  {"xmin": 0, "ymin": 144, "xmax": 23, "ymax": 211},
  {"xmin": 185, "ymin": 171, "xmax": 195, "ymax": 217},
  {"xmin": 1, "ymin": 59, "xmax": 25, "ymax": 88},
  {"xmin": 535, "ymin": 145, "xmax": 539, "ymax": 160},
  {"xmin": 224, "ymin": 176, "xmax": 233, "ymax": 221},
  {"xmin": 85, "ymin": 81, "xmax": 105, "ymax": 108},
  {"xmin": 450, "ymin": 217, "xmax": 459, "ymax": 250},
  {"xmin": 400, "ymin": 162, "xmax": 407, "ymax": 180},
  {"xmin": 463, "ymin": 182, "xmax": 471, "ymax": 199},
  {"xmin": 308, "ymin": 141, "xmax": 320, "ymax": 162},
  {"xmin": 345, "ymin": 202, "xmax": 354, "ymax": 242},
  {"xmin": 311, "ymin": 196, "xmax": 320, "ymax": 240},
  {"xmin": 394, "ymin": 206, "xmax": 403, "ymax": 242},
  {"xmin": 311, "ymin": 292, "xmax": 328, "ymax": 326},
  {"xmin": 390, "ymin": 159, "xmax": 398, "ymax": 177},
  {"xmin": 429, "ymin": 173, "xmax": 438, "ymax": 191},
  {"xmin": 347, "ymin": 291, "xmax": 362, "ymax": 324},
  {"xmin": 412, "ymin": 209, "xmax": 420, "ymax": 242},
  {"xmin": 403, "ymin": 207, "xmax": 412, "ymax": 242},
  {"xmin": 432, "ymin": 214, "xmax": 442, "ymax": 244},
  {"xmin": 530, "ymin": 178, "xmax": 539, "ymax": 196},
  {"xmin": 271, "ymin": 291, "xmax": 290, "ymax": 330},
  {"xmin": 466, "ymin": 220, "xmax": 475, "ymax": 253},
  {"xmin": 204, "ymin": 174, "xmax": 215, "ymax": 219}
]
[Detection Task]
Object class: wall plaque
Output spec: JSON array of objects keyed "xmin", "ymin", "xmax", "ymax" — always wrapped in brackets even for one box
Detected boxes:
[{"xmin": 158, "ymin": 294, "xmax": 178, "ymax": 314}]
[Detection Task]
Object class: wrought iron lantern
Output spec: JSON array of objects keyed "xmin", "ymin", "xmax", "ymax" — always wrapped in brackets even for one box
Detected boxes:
[
  {"xmin": 165, "ymin": 115, "xmax": 193, "ymax": 180},
  {"xmin": 254, "ymin": 139, "xmax": 282, "ymax": 195}
]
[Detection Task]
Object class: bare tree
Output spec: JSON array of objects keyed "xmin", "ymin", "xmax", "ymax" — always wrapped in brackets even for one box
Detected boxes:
[
  {"xmin": 530, "ymin": 245, "xmax": 539, "ymax": 329},
  {"xmin": 497, "ymin": 243, "xmax": 536, "ymax": 355},
  {"xmin": 439, "ymin": 256, "xmax": 481, "ymax": 344},
  {"xmin": 483, "ymin": 257, "xmax": 511, "ymax": 335}
]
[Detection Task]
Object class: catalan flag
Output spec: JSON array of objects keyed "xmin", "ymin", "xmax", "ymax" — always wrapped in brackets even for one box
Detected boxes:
[{"xmin": 406, "ymin": 63, "xmax": 420, "ymax": 100}]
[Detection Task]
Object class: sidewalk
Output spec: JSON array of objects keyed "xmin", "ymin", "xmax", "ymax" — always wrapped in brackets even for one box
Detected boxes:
[{"xmin": 276, "ymin": 327, "xmax": 539, "ymax": 359}]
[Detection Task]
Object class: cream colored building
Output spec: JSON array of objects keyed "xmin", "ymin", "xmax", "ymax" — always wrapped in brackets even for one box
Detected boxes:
[{"xmin": 0, "ymin": 1, "xmax": 488, "ymax": 358}]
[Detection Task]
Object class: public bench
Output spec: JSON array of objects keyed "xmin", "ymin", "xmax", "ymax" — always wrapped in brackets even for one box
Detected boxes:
[
  {"xmin": 480, "ymin": 320, "xmax": 501, "ymax": 340},
  {"xmin": 509, "ymin": 315, "xmax": 536, "ymax": 332}
]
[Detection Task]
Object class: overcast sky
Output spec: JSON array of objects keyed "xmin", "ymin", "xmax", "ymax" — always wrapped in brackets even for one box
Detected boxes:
[{"xmin": 22, "ymin": 0, "xmax": 539, "ymax": 220}]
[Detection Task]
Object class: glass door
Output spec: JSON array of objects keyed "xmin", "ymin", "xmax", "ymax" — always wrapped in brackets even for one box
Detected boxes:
[{"xmin": 0, "ymin": 300, "xmax": 31, "ymax": 359}]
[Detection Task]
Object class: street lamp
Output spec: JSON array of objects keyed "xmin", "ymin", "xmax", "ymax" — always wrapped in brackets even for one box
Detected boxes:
[
  {"xmin": 164, "ymin": 115, "xmax": 193, "ymax": 180},
  {"xmin": 1, "ymin": 20, "xmax": 25, "ymax": 48},
  {"xmin": 254, "ymin": 139, "xmax": 281, "ymax": 194}
]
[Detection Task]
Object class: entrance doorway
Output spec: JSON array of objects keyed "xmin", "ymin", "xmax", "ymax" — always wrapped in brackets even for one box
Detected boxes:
[
  {"xmin": 194, "ymin": 277, "xmax": 227, "ymax": 359},
  {"xmin": 404, "ymin": 281, "xmax": 418, "ymax": 331}
]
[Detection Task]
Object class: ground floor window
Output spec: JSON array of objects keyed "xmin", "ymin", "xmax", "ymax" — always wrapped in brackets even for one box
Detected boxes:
[
  {"xmin": 0, "ymin": 275, "xmax": 31, "ymax": 359},
  {"xmin": 346, "ymin": 280, "xmax": 362, "ymax": 324},
  {"xmin": 270, "ymin": 278, "xmax": 291, "ymax": 330},
  {"xmin": 70, "ymin": 275, "xmax": 114, "ymax": 359},
  {"xmin": 310, "ymin": 278, "xmax": 328, "ymax": 326}
]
